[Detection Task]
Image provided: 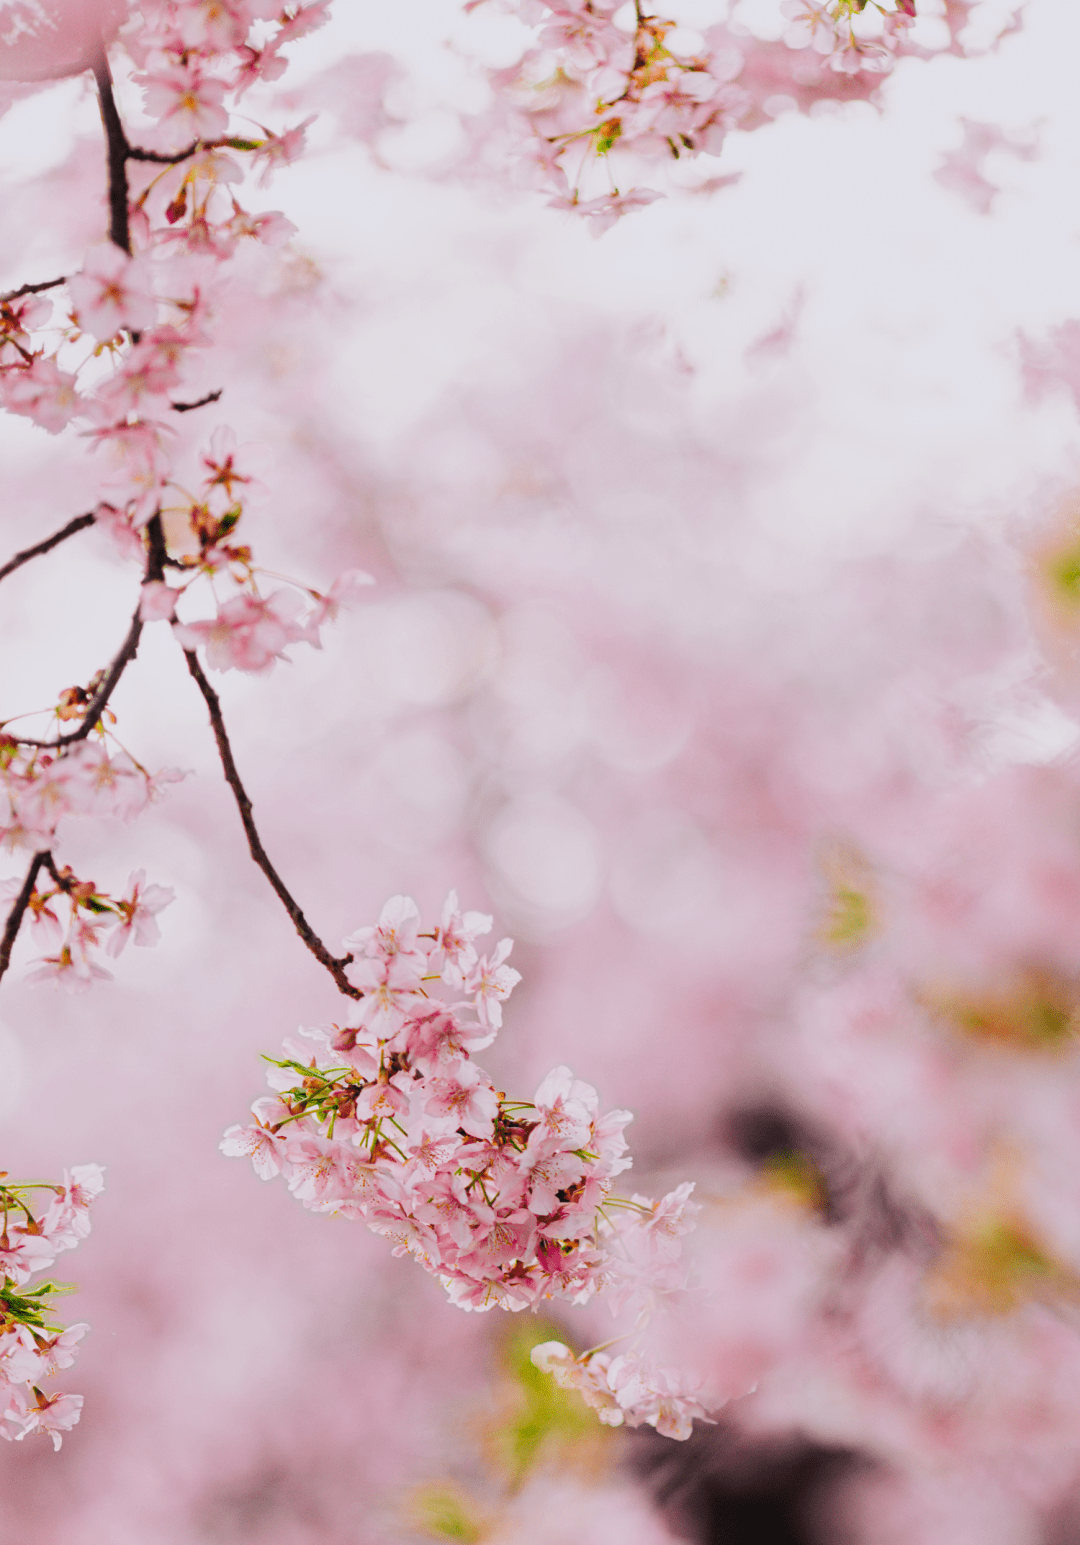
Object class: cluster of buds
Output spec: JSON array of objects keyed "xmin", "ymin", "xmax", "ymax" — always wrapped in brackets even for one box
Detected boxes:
[
  {"xmin": 0, "ymin": 1167, "xmax": 104, "ymax": 1450},
  {"xmin": 470, "ymin": 0, "xmax": 920, "ymax": 232},
  {"xmin": 223, "ymin": 894, "xmax": 707, "ymax": 1437}
]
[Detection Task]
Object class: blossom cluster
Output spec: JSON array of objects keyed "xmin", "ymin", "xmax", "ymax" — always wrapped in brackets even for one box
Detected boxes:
[
  {"xmin": 530, "ymin": 1339, "xmax": 710, "ymax": 1442},
  {"xmin": 223, "ymin": 893, "xmax": 707, "ymax": 1438},
  {"xmin": 456, "ymin": 0, "xmax": 1025, "ymax": 230},
  {"xmin": 0, "ymin": 0, "xmax": 374, "ymax": 999},
  {"xmin": 0, "ymin": 734, "xmax": 178, "ymax": 853},
  {"xmin": 4, "ymin": 863, "xmax": 175, "ymax": 993},
  {"xmin": 0, "ymin": 0, "xmax": 366, "ymax": 677},
  {"xmin": 0, "ymin": 1166, "xmax": 104, "ymax": 1451}
]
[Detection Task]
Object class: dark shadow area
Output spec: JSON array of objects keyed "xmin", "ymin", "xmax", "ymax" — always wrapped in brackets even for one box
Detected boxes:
[{"xmin": 632, "ymin": 1421, "xmax": 878, "ymax": 1545}]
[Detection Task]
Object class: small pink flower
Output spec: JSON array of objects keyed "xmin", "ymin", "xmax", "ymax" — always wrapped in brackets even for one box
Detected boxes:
[
  {"xmin": 548, "ymin": 188, "xmax": 664, "ymax": 237},
  {"xmin": 220, "ymin": 1122, "xmax": 287, "ymax": 1180},
  {"xmin": 105, "ymin": 870, "xmax": 175, "ymax": 957},
  {"xmin": 139, "ymin": 581, "xmax": 179, "ymax": 622},
  {"xmin": 424, "ymin": 1060, "xmax": 499, "ymax": 1139},
  {"xmin": 467, "ymin": 938, "xmax": 521, "ymax": 1029},
  {"xmin": 1, "ymin": 356, "xmax": 80, "ymax": 434},
  {"xmin": 199, "ymin": 426, "xmax": 269, "ymax": 505},
  {"xmin": 0, "ymin": 1230, "xmax": 56, "ymax": 1286},
  {"xmin": 35, "ymin": 1324, "xmax": 89, "ymax": 1379},
  {"xmin": 638, "ymin": 1182, "xmax": 701, "ymax": 1263},
  {"xmin": 303, "ymin": 569, "xmax": 375, "ymax": 643},
  {"xmin": 347, "ymin": 954, "xmax": 425, "ymax": 1037},
  {"xmin": 173, "ymin": 590, "xmax": 307, "ymax": 674},
  {"xmin": 228, "ymin": 208, "xmax": 298, "ymax": 247},
  {"xmin": 14, "ymin": 1390, "xmax": 83, "ymax": 1451},
  {"xmin": 606, "ymin": 1353, "xmax": 712, "ymax": 1441},
  {"xmin": 432, "ymin": 889, "xmax": 492, "ymax": 984},
  {"xmin": 532, "ymin": 1065, "xmax": 597, "ymax": 1149},
  {"xmin": 522, "ymin": 1134, "xmax": 585, "ymax": 1216},
  {"xmin": 343, "ymin": 894, "xmax": 424, "ymax": 968},
  {"xmin": 140, "ymin": 66, "xmax": 229, "ymax": 148},
  {"xmin": 251, "ymin": 116, "xmax": 316, "ymax": 185},
  {"xmin": 69, "ymin": 243, "xmax": 157, "ymax": 341}
]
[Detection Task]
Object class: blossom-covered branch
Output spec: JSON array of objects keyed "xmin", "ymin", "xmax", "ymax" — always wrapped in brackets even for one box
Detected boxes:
[
  {"xmin": 224, "ymin": 893, "xmax": 711, "ymax": 1439},
  {"xmin": 0, "ymin": 1166, "xmax": 103, "ymax": 1450},
  {"xmin": 455, "ymin": 0, "xmax": 1026, "ymax": 230}
]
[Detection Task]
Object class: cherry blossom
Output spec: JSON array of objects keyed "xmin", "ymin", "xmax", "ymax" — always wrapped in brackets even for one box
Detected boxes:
[
  {"xmin": 225, "ymin": 894, "xmax": 707, "ymax": 1437},
  {"xmin": 104, "ymin": 870, "xmax": 175, "ymax": 956},
  {"xmin": 172, "ymin": 590, "xmax": 308, "ymax": 674},
  {"xmin": 68, "ymin": 243, "xmax": 157, "ymax": 341},
  {"xmin": 0, "ymin": 1172, "xmax": 102, "ymax": 1450}
]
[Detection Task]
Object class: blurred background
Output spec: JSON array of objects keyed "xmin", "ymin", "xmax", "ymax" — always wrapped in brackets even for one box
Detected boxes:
[{"xmin": 4, "ymin": 1, "xmax": 1080, "ymax": 1540}]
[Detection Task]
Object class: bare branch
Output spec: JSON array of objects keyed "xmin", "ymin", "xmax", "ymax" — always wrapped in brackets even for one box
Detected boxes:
[
  {"xmin": 58, "ymin": 513, "xmax": 166, "ymax": 746},
  {"xmin": 0, "ymin": 276, "xmax": 67, "ymax": 306},
  {"xmin": 91, "ymin": 53, "xmax": 132, "ymax": 254},
  {"xmin": 11, "ymin": 514, "xmax": 166, "ymax": 750},
  {"xmin": 181, "ymin": 648, "xmax": 361, "ymax": 999},
  {"xmin": 0, "ymin": 513, "xmax": 96, "ymax": 586},
  {"xmin": 171, "ymin": 390, "xmax": 223, "ymax": 414},
  {"xmin": 126, "ymin": 140, "xmax": 201, "ymax": 165},
  {"xmin": 0, "ymin": 852, "xmax": 48, "ymax": 988}
]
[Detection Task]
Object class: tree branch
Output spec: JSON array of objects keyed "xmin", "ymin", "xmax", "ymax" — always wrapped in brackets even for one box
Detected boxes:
[
  {"xmin": 11, "ymin": 514, "xmax": 166, "ymax": 750},
  {"xmin": 0, "ymin": 276, "xmax": 67, "ymax": 306},
  {"xmin": 91, "ymin": 53, "xmax": 131, "ymax": 254},
  {"xmin": 0, "ymin": 513, "xmax": 96, "ymax": 586},
  {"xmin": 126, "ymin": 140, "xmax": 201, "ymax": 165},
  {"xmin": 180, "ymin": 648, "xmax": 361, "ymax": 999},
  {"xmin": 171, "ymin": 390, "xmax": 223, "ymax": 414},
  {"xmin": 0, "ymin": 852, "xmax": 48, "ymax": 988},
  {"xmin": 61, "ymin": 513, "xmax": 165, "ymax": 745}
]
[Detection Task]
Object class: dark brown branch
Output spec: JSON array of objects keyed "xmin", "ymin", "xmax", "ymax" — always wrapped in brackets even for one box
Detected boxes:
[
  {"xmin": 126, "ymin": 140, "xmax": 201, "ymax": 165},
  {"xmin": 11, "ymin": 514, "xmax": 165, "ymax": 750},
  {"xmin": 0, "ymin": 852, "xmax": 48, "ymax": 988},
  {"xmin": 171, "ymin": 390, "xmax": 223, "ymax": 413},
  {"xmin": 91, "ymin": 53, "xmax": 131, "ymax": 254},
  {"xmin": 59, "ymin": 512, "xmax": 165, "ymax": 745},
  {"xmin": 0, "ymin": 276, "xmax": 66, "ymax": 306},
  {"xmin": 181, "ymin": 648, "xmax": 361, "ymax": 999},
  {"xmin": 0, "ymin": 513, "xmax": 95, "ymax": 586}
]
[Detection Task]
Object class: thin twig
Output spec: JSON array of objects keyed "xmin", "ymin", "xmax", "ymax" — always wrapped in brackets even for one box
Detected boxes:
[
  {"xmin": 0, "ymin": 276, "xmax": 67, "ymax": 305},
  {"xmin": 0, "ymin": 513, "xmax": 95, "ymax": 586},
  {"xmin": 126, "ymin": 140, "xmax": 201, "ymax": 165},
  {"xmin": 181, "ymin": 648, "xmax": 361, "ymax": 999},
  {"xmin": 12, "ymin": 514, "xmax": 166, "ymax": 750},
  {"xmin": 60, "ymin": 512, "xmax": 166, "ymax": 745},
  {"xmin": 91, "ymin": 53, "xmax": 131, "ymax": 254},
  {"xmin": 171, "ymin": 390, "xmax": 223, "ymax": 414},
  {"xmin": 0, "ymin": 852, "xmax": 48, "ymax": 988}
]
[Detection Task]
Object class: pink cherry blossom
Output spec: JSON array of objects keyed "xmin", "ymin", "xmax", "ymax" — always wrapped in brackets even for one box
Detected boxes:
[
  {"xmin": 68, "ymin": 243, "xmax": 157, "ymax": 340},
  {"xmin": 139, "ymin": 65, "xmax": 229, "ymax": 147},
  {"xmin": 104, "ymin": 869, "xmax": 175, "ymax": 956},
  {"xmin": 0, "ymin": 356, "xmax": 80, "ymax": 433},
  {"xmin": 139, "ymin": 580, "xmax": 179, "ymax": 621},
  {"xmin": 467, "ymin": 938, "xmax": 521, "ymax": 1029},
  {"xmin": 13, "ymin": 1391, "xmax": 84, "ymax": 1451},
  {"xmin": 424, "ymin": 1059, "xmax": 500, "ymax": 1139},
  {"xmin": 173, "ymin": 590, "xmax": 308, "ymax": 674}
]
